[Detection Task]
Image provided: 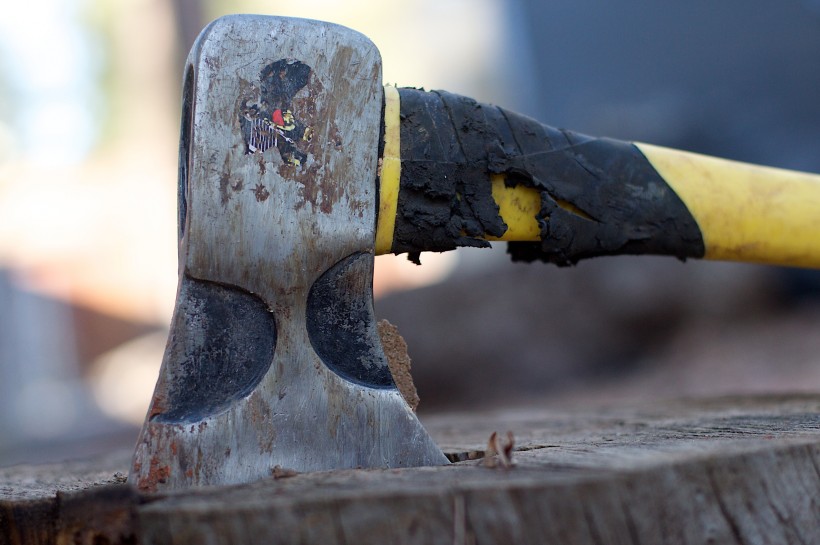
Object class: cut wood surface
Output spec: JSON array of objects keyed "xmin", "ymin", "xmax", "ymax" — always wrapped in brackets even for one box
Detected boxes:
[{"xmin": 1, "ymin": 394, "xmax": 818, "ymax": 544}]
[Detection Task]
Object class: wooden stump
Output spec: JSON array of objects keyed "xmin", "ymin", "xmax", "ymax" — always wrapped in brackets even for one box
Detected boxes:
[{"xmin": 2, "ymin": 395, "xmax": 818, "ymax": 544}]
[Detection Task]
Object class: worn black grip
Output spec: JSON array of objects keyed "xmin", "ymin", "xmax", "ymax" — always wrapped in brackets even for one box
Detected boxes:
[{"xmin": 395, "ymin": 88, "xmax": 705, "ymax": 265}]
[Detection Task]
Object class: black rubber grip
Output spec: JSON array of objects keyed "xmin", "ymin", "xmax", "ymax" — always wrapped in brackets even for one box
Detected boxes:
[{"xmin": 394, "ymin": 88, "xmax": 705, "ymax": 266}]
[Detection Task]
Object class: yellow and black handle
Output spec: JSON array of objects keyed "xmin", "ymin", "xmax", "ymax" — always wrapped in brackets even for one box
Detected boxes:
[{"xmin": 376, "ymin": 86, "xmax": 820, "ymax": 268}]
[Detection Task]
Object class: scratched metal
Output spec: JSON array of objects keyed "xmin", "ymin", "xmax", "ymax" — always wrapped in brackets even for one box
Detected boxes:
[{"xmin": 130, "ymin": 15, "xmax": 448, "ymax": 492}]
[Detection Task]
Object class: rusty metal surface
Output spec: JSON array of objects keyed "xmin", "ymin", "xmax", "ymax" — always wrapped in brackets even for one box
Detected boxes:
[{"xmin": 130, "ymin": 15, "xmax": 447, "ymax": 492}]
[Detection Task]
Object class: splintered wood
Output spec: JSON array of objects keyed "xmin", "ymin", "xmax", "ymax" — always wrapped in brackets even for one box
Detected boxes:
[{"xmin": 377, "ymin": 319, "xmax": 420, "ymax": 411}]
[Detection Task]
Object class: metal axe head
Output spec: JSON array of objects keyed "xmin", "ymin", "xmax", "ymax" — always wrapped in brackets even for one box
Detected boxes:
[{"xmin": 130, "ymin": 15, "xmax": 448, "ymax": 492}]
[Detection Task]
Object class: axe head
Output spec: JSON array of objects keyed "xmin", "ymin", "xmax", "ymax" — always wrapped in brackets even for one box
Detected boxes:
[{"xmin": 130, "ymin": 15, "xmax": 448, "ymax": 492}]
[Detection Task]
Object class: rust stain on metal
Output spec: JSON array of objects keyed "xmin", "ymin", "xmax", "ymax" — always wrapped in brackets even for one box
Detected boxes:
[
  {"xmin": 294, "ymin": 162, "xmax": 346, "ymax": 215},
  {"xmin": 138, "ymin": 457, "xmax": 172, "ymax": 492},
  {"xmin": 253, "ymin": 183, "xmax": 270, "ymax": 202},
  {"xmin": 218, "ymin": 156, "xmax": 244, "ymax": 205},
  {"xmin": 349, "ymin": 197, "xmax": 367, "ymax": 219},
  {"xmin": 219, "ymin": 173, "xmax": 232, "ymax": 205},
  {"xmin": 148, "ymin": 391, "xmax": 167, "ymax": 420},
  {"xmin": 319, "ymin": 176, "xmax": 342, "ymax": 214},
  {"xmin": 294, "ymin": 163, "xmax": 321, "ymax": 211}
]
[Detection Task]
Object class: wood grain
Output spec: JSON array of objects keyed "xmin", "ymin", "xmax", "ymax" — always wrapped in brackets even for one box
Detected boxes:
[{"xmin": 2, "ymin": 395, "xmax": 818, "ymax": 544}]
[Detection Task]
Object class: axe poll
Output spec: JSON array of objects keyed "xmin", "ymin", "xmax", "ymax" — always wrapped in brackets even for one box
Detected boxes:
[{"xmin": 130, "ymin": 14, "xmax": 820, "ymax": 492}]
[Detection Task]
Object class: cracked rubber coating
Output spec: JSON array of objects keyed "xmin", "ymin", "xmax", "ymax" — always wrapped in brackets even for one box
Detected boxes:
[{"xmin": 395, "ymin": 88, "xmax": 705, "ymax": 266}]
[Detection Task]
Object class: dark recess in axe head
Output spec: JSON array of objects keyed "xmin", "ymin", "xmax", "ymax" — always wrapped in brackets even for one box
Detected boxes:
[{"xmin": 129, "ymin": 14, "xmax": 448, "ymax": 493}]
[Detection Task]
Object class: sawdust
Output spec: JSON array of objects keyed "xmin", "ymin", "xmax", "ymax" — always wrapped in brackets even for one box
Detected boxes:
[{"xmin": 377, "ymin": 319, "xmax": 420, "ymax": 411}]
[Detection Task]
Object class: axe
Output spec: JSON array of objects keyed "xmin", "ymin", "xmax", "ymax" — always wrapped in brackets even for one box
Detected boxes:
[{"xmin": 130, "ymin": 15, "xmax": 820, "ymax": 492}]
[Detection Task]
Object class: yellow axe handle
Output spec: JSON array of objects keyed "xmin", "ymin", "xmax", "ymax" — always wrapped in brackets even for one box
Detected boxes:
[
  {"xmin": 483, "ymin": 147, "xmax": 820, "ymax": 268},
  {"xmin": 377, "ymin": 85, "xmax": 820, "ymax": 268}
]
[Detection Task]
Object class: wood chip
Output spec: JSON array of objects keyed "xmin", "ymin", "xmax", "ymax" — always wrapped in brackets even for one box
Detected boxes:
[
  {"xmin": 377, "ymin": 319, "xmax": 420, "ymax": 411},
  {"xmin": 481, "ymin": 431, "xmax": 515, "ymax": 469}
]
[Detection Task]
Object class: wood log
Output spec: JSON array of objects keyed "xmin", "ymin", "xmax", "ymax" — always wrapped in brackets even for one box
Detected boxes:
[
  {"xmin": 1, "ymin": 395, "xmax": 818, "ymax": 544},
  {"xmin": 0, "ymin": 450, "xmax": 135, "ymax": 545}
]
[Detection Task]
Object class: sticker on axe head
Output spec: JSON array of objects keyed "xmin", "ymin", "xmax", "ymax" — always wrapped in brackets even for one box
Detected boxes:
[{"xmin": 238, "ymin": 59, "xmax": 314, "ymax": 167}]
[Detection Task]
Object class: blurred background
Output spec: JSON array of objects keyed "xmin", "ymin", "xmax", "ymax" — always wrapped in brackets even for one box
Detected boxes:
[{"xmin": 1, "ymin": 0, "xmax": 819, "ymax": 466}]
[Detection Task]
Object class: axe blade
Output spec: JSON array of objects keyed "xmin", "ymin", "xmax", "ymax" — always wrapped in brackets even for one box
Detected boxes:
[{"xmin": 130, "ymin": 15, "xmax": 447, "ymax": 492}]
